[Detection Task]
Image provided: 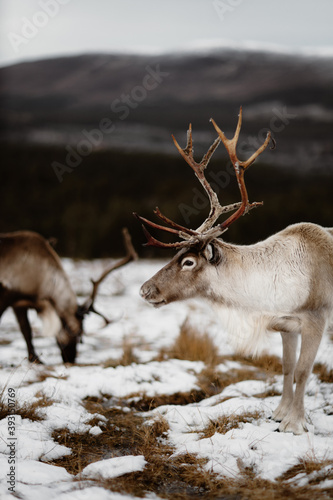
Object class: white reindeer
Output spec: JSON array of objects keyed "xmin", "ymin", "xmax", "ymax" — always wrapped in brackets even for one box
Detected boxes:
[
  {"xmin": 0, "ymin": 228, "xmax": 137, "ymax": 364},
  {"xmin": 135, "ymin": 108, "xmax": 333, "ymax": 434}
]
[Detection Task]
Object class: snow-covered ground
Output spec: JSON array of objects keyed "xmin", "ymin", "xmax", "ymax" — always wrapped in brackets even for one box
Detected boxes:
[{"xmin": 0, "ymin": 258, "xmax": 332, "ymax": 499}]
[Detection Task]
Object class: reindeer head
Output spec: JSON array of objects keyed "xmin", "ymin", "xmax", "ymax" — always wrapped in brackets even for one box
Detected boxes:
[
  {"xmin": 57, "ymin": 228, "xmax": 138, "ymax": 363},
  {"xmin": 136, "ymin": 107, "xmax": 274, "ymax": 306},
  {"xmin": 140, "ymin": 240, "xmax": 226, "ymax": 307}
]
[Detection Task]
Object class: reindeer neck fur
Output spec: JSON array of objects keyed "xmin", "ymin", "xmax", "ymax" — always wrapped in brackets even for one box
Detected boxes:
[
  {"xmin": 204, "ymin": 222, "xmax": 333, "ymax": 316},
  {"xmin": 197, "ymin": 222, "xmax": 333, "ymax": 357}
]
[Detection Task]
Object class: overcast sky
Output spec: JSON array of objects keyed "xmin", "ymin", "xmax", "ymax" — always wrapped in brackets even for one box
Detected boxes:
[{"xmin": 1, "ymin": 0, "xmax": 333, "ymax": 67}]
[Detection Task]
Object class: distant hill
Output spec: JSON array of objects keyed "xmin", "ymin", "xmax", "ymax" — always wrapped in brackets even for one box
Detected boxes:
[
  {"xmin": 1, "ymin": 49, "xmax": 333, "ymax": 170},
  {"xmin": 1, "ymin": 49, "xmax": 333, "ymax": 257}
]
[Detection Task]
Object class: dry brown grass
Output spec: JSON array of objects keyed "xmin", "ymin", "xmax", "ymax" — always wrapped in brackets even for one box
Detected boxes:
[
  {"xmin": 159, "ymin": 319, "xmax": 219, "ymax": 366},
  {"xmin": 128, "ymin": 390, "xmax": 208, "ymax": 411},
  {"xmin": 44, "ymin": 324, "xmax": 332, "ymax": 498},
  {"xmin": 155, "ymin": 322, "xmax": 281, "ymax": 406},
  {"xmin": 248, "ymin": 353, "xmax": 282, "ymax": 374},
  {"xmin": 51, "ymin": 404, "xmax": 171, "ymax": 476},
  {"xmin": 34, "ymin": 370, "xmax": 68, "ymax": 383},
  {"xmin": 313, "ymin": 362, "xmax": 333, "ymax": 383},
  {"xmin": 197, "ymin": 365, "xmax": 265, "ymax": 399},
  {"xmin": 48, "ymin": 395, "xmax": 333, "ymax": 500},
  {"xmin": 219, "ymin": 353, "xmax": 282, "ymax": 375},
  {"xmin": 0, "ymin": 338, "xmax": 12, "ymax": 345},
  {"xmin": 104, "ymin": 337, "xmax": 140, "ymax": 368},
  {"xmin": 158, "ymin": 324, "xmax": 282, "ymax": 400},
  {"xmin": 228, "ymin": 459, "xmax": 333, "ymax": 500},
  {"xmin": 102, "ymin": 452, "xmax": 219, "ymax": 499},
  {"xmin": 253, "ymin": 388, "xmax": 282, "ymax": 399},
  {"xmin": 202, "ymin": 410, "xmax": 264, "ymax": 438},
  {"xmin": 104, "ymin": 460, "xmax": 332, "ymax": 500},
  {"xmin": 124, "ymin": 363, "xmax": 270, "ymax": 412},
  {"xmin": 279, "ymin": 457, "xmax": 333, "ymax": 485},
  {"xmin": 0, "ymin": 389, "xmax": 53, "ymax": 421}
]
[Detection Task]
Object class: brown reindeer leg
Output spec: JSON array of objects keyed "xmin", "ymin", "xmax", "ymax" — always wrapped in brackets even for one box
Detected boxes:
[{"xmin": 13, "ymin": 306, "xmax": 43, "ymax": 364}]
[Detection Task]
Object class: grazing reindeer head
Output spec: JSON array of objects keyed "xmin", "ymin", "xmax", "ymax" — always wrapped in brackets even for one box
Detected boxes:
[
  {"xmin": 135, "ymin": 107, "xmax": 274, "ymax": 307},
  {"xmin": 0, "ymin": 228, "xmax": 138, "ymax": 364},
  {"xmin": 56, "ymin": 227, "xmax": 138, "ymax": 363}
]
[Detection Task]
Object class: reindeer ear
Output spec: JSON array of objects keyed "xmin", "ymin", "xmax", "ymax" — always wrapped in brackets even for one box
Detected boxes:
[
  {"xmin": 203, "ymin": 241, "xmax": 221, "ymax": 265},
  {"xmin": 203, "ymin": 243, "xmax": 214, "ymax": 261}
]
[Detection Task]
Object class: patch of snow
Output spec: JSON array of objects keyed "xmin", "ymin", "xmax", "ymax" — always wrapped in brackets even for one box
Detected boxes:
[{"xmin": 81, "ymin": 455, "xmax": 146, "ymax": 479}]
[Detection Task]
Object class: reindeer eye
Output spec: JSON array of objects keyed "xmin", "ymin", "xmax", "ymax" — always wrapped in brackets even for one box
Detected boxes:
[{"xmin": 181, "ymin": 257, "xmax": 196, "ymax": 269}]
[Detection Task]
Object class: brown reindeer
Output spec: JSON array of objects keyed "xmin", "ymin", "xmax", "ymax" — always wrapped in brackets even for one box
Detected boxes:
[
  {"xmin": 0, "ymin": 228, "xmax": 137, "ymax": 364},
  {"xmin": 135, "ymin": 108, "xmax": 333, "ymax": 434}
]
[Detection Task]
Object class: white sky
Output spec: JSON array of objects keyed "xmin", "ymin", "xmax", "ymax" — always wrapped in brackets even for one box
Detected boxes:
[{"xmin": 0, "ymin": 0, "xmax": 333, "ymax": 67}]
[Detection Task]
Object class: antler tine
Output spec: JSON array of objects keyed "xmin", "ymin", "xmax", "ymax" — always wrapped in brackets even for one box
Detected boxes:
[
  {"xmin": 153, "ymin": 208, "xmax": 197, "ymax": 236},
  {"xmin": 83, "ymin": 228, "xmax": 138, "ymax": 323},
  {"xmin": 209, "ymin": 107, "xmax": 272, "ymax": 237},
  {"xmin": 210, "ymin": 106, "xmax": 242, "ymax": 165},
  {"xmin": 172, "ymin": 125, "xmax": 221, "ymax": 176},
  {"xmin": 140, "ymin": 223, "xmax": 190, "ymax": 249},
  {"xmin": 133, "ymin": 212, "xmax": 194, "ymax": 239},
  {"xmin": 134, "ymin": 212, "xmax": 194, "ymax": 248},
  {"xmin": 210, "ymin": 106, "xmax": 272, "ymax": 171},
  {"xmin": 173, "ymin": 126, "xmax": 241, "ymax": 233}
]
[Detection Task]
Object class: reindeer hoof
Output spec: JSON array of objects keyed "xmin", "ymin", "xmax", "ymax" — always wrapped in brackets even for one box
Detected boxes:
[
  {"xmin": 29, "ymin": 354, "xmax": 43, "ymax": 364},
  {"xmin": 278, "ymin": 416, "xmax": 308, "ymax": 435}
]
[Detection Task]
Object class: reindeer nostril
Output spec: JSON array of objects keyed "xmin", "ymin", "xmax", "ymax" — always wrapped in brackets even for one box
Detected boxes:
[
  {"xmin": 140, "ymin": 283, "xmax": 150, "ymax": 298},
  {"xmin": 140, "ymin": 283, "xmax": 149, "ymax": 298},
  {"xmin": 140, "ymin": 281, "xmax": 159, "ymax": 300}
]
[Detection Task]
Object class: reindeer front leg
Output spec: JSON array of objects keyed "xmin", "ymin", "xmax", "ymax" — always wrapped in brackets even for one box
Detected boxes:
[
  {"xmin": 13, "ymin": 306, "xmax": 43, "ymax": 364},
  {"xmin": 272, "ymin": 331, "xmax": 298, "ymax": 422},
  {"xmin": 278, "ymin": 313, "xmax": 326, "ymax": 434}
]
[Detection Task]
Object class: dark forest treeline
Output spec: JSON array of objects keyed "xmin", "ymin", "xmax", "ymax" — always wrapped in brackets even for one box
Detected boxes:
[{"xmin": 1, "ymin": 142, "xmax": 332, "ymax": 258}]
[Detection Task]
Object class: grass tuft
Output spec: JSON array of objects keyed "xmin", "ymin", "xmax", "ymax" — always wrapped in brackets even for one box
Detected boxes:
[
  {"xmin": 0, "ymin": 388, "xmax": 53, "ymax": 421},
  {"xmin": 197, "ymin": 365, "xmax": 264, "ymax": 399},
  {"xmin": 159, "ymin": 319, "xmax": 219, "ymax": 366},
  {"xmin": 279, "ymin": 457, "xmax": 333, "ymax": 485},
  {"xmin": 104, "ymin": 337, "xmax": 140, "ymax": 367},
  {"xmin": 220, "ymin": 353, "xmax": 282, "ymax": 375},
  {"xmin": 128, "ymin": 390, "xmax": 207, "ymax": 412},
  {"xmin": 202, "ymin": 410, "xmax": 264, "ymax": 438},
  {"xmin": 313, "ymin": 363, "xmax": 333, "ymax": 383}
]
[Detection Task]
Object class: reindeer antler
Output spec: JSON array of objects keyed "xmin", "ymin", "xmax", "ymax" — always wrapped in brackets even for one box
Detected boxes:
[
  {"xmin": 172, "ymin": 124, "xmax": 244, "ymax": 234},
  {"xmin": 135, "ymin": 107, "xmax": 273, "ymax": 248},
  {"xmin": 81, "ymin": 228, "xmax": 138, "ymax": 322},
  {"xmin": 207, "ymin": 107, "xmax": 272, "ymax": 237}
]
